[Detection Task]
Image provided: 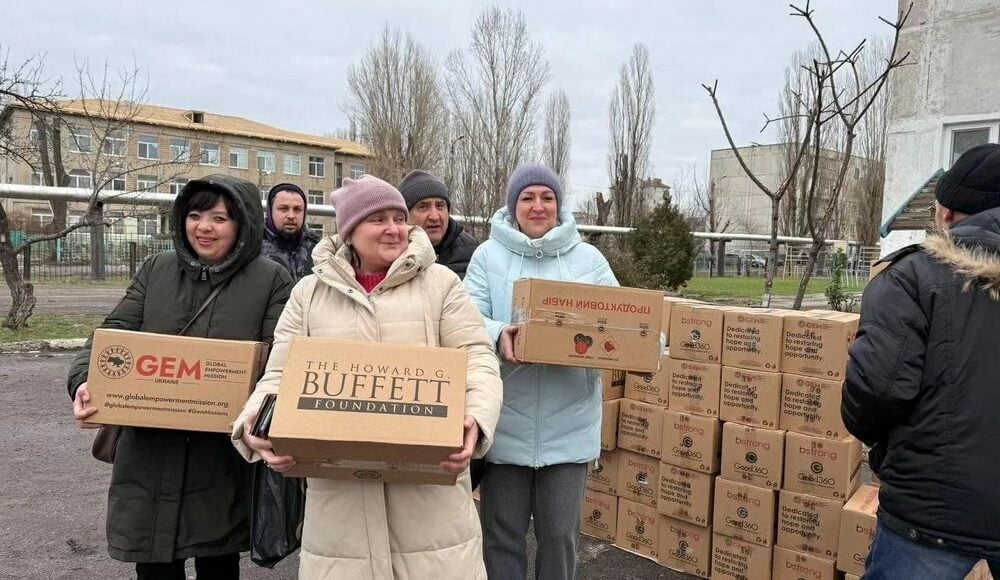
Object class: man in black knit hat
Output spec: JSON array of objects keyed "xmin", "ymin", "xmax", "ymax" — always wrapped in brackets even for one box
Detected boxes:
[
  {"xmin": 844, "ymin": 144, "xmax": 1000, "ymax": 578},
  {"xmin": 262, "ymin": 182, "xmax": 320, "ymax": 281},
  {"xmin": 398, "ymin": 170, "xmax": 479, "ymax": 279}
]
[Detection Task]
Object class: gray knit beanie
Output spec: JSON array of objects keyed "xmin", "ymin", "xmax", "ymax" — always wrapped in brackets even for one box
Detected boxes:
[
  {"xmin": 506, "ymin": 164, "xmax": 563, "ymax": 217},
  {"xmin": 331, "ymin": 175, "xmax": 408, "ymax": 241},
  {"xmin": 398, "ymin": 170, "xmax": 450, "ymax": 210}
]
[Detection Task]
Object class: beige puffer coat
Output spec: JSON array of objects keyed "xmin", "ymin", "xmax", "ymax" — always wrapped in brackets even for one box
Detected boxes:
[{"xmin": 232, "ymin": 227, "xmax": 502, "ymax": 580}]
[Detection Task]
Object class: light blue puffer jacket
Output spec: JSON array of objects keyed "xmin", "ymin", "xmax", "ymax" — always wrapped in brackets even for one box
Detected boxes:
[{"xmin": 464, "ymin": 207, "xmax": 619, "ymax": 467}]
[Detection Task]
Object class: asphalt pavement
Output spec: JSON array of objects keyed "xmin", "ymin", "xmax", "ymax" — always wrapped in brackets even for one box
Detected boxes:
[{"xmin": 0, "ymin": 352, "xmax": 693, "ymax": 580}]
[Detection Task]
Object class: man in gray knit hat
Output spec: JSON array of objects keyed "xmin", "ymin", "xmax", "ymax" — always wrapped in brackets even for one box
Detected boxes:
[{"xmin": 398, "ymin": 170, "xmax": 479, "ymax": 279}]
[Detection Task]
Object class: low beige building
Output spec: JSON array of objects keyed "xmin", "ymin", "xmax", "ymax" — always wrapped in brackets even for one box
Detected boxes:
[{"xmin": 0, "ymin": 99, "xmax": 369, "ymax": 235}]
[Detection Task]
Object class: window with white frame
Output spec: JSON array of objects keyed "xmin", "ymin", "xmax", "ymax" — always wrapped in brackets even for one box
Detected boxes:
[
  {"xmin": 69, "ymin": 127, "xmax": 92, "ymax": 153},
  {"xmin": 284, "ymin": 153, "xmax": 301, "ymax": 176},
  {"xmin": 200, "ymin": 142, "xmax": 220, "ymax": 166},
  {"xmin": 334, "ymin": 162, "xmax": 343, "ymax": 187},
  {"xmin": 107, "ymin": 211, "xmax": 128, "ymax": 235},
  {"xmin": 68, "ymin": 169, "xmax": 92, "ymax": 189},
  {"xmin": 68, "ymin": 211, "xmax": 86, "ymax": 225},
  {"xmin": 350, "ymin": 164, "xmax": 365, "ymax": 179},
  {"xmin": 137, "ymin": 215, "xmax": 158, "ymax": 236},
  {"xmin": 230, "ymin": 146, "xmax": 248, "ymax": 169},
  {"xmin": 257, "ymin": 150, "xmax": 276, "ymax": 174},
  {"xmin": 169, "ymin": 179, "xmax": 188, "ymax": 195},
  {"xmin": 30, "ymin": 170, "xmax": 44, "ymax": 186},
  {"xmin": 31, "ymin": 208, "xmax": 53, "ymax": 227},
  {"xmin": 945, "ymin": 122, "xmax": 1000, "ymax": 166},
  {"xmin": 309, "ymin": 156, "xmax": 325, "ymax": 178},
  {"xmin": 307, "ymin": 222, "xmax": 323, "ymax": 235},
  {"xmin": 29, "ymin": 126, "xmax": 40, "ymax": 147},
  {"xmin": 307, "ymin": 190, "xmax": 325, "ymax": 205},
  {"xmin": 170, "ymin": 138, "xmax": 191, "ymax": 162},
  {"xmin": 138, "ymin": 135, "xmax": 159, "ymax": 160},
  {"xmin": 136, "ymin": 174, "xmax": 159, "ymax": 192},
  {"xmin": 103, "ymin": 130, "xmax": 127, "ymax": 157},
  {"xmin": 109, "ymin": 176, "xmax": 127, "ymax": 191}
]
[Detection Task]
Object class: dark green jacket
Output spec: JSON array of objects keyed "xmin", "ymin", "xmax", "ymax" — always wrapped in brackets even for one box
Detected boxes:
[{"xmin": 67, "ymin": 174, "xmax": 293, "ymax": 563}]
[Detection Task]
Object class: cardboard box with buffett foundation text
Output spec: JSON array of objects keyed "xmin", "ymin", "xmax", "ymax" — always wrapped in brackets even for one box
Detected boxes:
[
  {"xmin": 657, "ymin": 462, "xmax": 715, "ymax": 526},
  {"xmin": 722, "ymin": 308, "xmax": 785, "ymax": 371},
  {"xmin": 712, "ymin": 532, "xmax": 773, "ymax": 580},
  {"xmin": 617, "ymin": 450, "xmax": 660, "ymax": 508},
  {"xmin": 773, "ymin": 546, "xmax": 838, "ymax": 580},
  {"xmin": 601, "ymin": 398, "xmax": 621, "ymax": 451},
  {"xmin": 661, "ymin": 410, "xmax": 722, "ymax": 474},
  {"xmin": 669, "ymin": 304, "xmax": 725, "ymax": 363},
  {"xmin": 615, "ymin": 498, "xmax": 660, "ymax": 561},
  {"xmin": 780, "ymin": 373, "xmax": 848, "ymax": 440},
  {"xmin": 781, "ymin": 311, "xmax": 860, "ymax": 380},
  {"xmin": 268, "ymin": 337, "xmax": 467, "ymax": 485},
  {"xmin": 777, "ymin": 489, "xmax": 845, "ymax": 559},
  {"xmin": 587, "ymin": 449, "xmax": 621, "ymax": 495},
  {"xmin": 512, "ymin": 279, "xmax": 664, "ymax": 372},
  {"xmin": 625, "ymin": 368, "xmax": 670, "ymax": 407},
  {"xmin": 713, "ymin": 477, "xmax": 777, "ymax": 547},
  {"xmin": 838, "ymin": 484, "xmax": 879, "ymax": 577},
  {"xmin": 602, "ymin": 369, "xmax": 626, "ymax": 400},
  {"xmin": 85, "ymin": 329, "xmax": 267, "ymax": 433},
  {"xmin": 658, "ymin": 516, "xmax": 712, "ymax": 579},
  {"xmin": 721, "ymin": 422, "xmax": 785, "ymax": 490},
  {"xmin": 783, "ymin": 432, "xmax": 861, "ymax": 501},
  {"xmin": 581, "ymin": 489, "xmax": 618, "ymax": 542},
  {"xmin": 617, "ymin": 399, "xmax": 664, "ymax": 458},
  {"xmin": 667, "ymin": 359, "xmax": 722, "ymax": 418},
  {"xmin": 720, "ymin": 366, "xmax": 782, "ymax": 429}
]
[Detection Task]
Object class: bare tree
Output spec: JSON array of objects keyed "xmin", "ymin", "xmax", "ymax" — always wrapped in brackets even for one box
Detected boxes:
[
  {"xmin": 344, "ymin": 26, "xmax": 448, "ymax": 185},
  {"xmin": 445, "ymin": 7, "xmax": 550, "ymax": 220},
  {"xmin": 608, "ymin": 44, "xmax": 655, "ymax": 227},
  {"xmin": 853, "ymin": 36, "xmax": 892, "ymax": 246},
  {"xmin": 705, "ymin": 2, "xmax": 910, "ymax": 307},
  {"xmin": 542, "ymin": 90, "xmax": 571, "ymax": 178},
  {"xmin": 678, "ymin": 164, "xmax": 731, "ymax": 259},
  {"xmin": 1, "ymin": 59, "xmax": 191, "ymax": 329}
]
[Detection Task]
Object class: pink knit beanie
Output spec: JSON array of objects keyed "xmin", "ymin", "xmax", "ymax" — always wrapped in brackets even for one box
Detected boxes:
[{"xmin": 331, "ymin": 175, "xmax": 409, "ymax": 241}]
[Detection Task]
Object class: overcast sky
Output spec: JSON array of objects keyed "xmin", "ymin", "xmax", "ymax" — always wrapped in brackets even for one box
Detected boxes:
[{"xmin": 6, "ymin": 0, "xmax": 898, "ymax": 207}]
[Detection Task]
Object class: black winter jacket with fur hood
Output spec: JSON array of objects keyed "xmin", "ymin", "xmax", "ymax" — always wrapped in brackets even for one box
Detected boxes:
[{"xmin": 844, "ymin": 207, "xmax": 1000, "ymax": 560}]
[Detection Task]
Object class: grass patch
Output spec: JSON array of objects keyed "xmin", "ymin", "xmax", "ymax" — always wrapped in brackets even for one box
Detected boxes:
[
  {"xmin": 678, "ymin": 276, "xmax": 866, "ymax": 301},
  {"xmin": 0, "ymin": 313, "xmax": 103, "ymax": 343}
]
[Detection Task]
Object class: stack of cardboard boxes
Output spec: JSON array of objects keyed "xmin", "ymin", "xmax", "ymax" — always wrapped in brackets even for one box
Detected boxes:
[{"xmin": 582, "ymin": 302, "xmax": 882, "ymax": 579}]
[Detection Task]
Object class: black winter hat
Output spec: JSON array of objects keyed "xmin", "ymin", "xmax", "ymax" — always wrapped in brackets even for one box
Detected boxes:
[
  {"xmin": 398, "ymin": 170, "xmax": 450, "ymax": 210},
  {"xmin": 936, "ymin": 144, "xmax": 1000, "ymax": 215}
]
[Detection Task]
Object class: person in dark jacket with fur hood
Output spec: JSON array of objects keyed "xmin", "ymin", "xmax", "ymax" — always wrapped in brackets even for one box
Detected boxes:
[
  {"xmin": 399, "ymin": 170, "xmax": 479, "ymax": 278},
  {"xmin": 68, "ymin": 175, "xmax": 293, "ymax": 579},
  {"xmin": 844, "ymin": 144, "xmax": 1000, "ymax": 579},
  {"xmin": 261, "ymin": 182, "xmax": 321, "ymax": 281}
]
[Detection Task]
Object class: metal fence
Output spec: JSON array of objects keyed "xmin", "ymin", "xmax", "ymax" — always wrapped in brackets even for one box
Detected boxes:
[
  {"xmin": 692, "ymin": 241, "xmax": 880, "ymax": 281},
  {"xmin": 12, "ymin": 229, "xmax": 172, "ymax": 284}
]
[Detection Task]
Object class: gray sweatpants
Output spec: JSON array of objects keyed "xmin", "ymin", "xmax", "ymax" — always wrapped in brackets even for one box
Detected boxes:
[{"xmin": 480, "ymin": 462, "xmax": 589, "ymax": 580}]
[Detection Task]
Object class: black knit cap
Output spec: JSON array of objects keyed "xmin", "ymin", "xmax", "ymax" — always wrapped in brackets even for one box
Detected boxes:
[
  {"xmin": 936, "ymin": 144, "xmax": 1000, "ymax": 214},
  {"xmin": 398, "ymin": 170, "xmax": 450, "ymax": 210}
]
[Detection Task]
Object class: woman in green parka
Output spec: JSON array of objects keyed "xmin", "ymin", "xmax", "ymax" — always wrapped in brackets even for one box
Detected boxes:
[{"xmin": 67, "ymin": 174, "xmax": 293, "ymax": 580}]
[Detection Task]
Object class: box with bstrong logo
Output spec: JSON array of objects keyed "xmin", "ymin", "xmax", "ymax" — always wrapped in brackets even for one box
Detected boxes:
[
  {"xmin": 268, "ymin": 337, "xmax": 467, "ymax": 485},
  {"xmin": 712, "ymin": 477, "xmax": 777, "ymax": 547},
  {"xmin": 837, "ymin": 484, "xmax": 879, "ymax": 577},
  {"xmin": 617, "ymin": 450, "xmax": 661, "ymax": 508},
  {"xmin": 615, "ymin": 498, "xmax": 660, "ymax": 561},
  {"xmin": 658, "ymin": 516, "xmax": 712, "ymax": 579},
  {"xmin": 669, "ymin": 304, "xmax": 726, "ymax": 363},
  {"xmin": 85, "ymin": 329, "xmax": 268, "ymax": 433},
  {"xmin": 660, "ymin": 410, "xmax": 722, "ymax": 474},
  {"xmin": 720, "ymin": 422, "xmax": 786, "ymax": 489},
  {"xmin": 783, "ymin": 431, "xmax": 862, "ymax": 501},
  {"xmin": 773, "ymin": 546, "xmax": 838, "ymax": 580},
  {"xmin": 581, "ymin": 489, "xmax": 618, "ymax": 542},
  {"xmin": 781, "ymin": 311, "xmax": 860, "ymax": 380},
  {"xmin": 587, "ymin": 449, "xmax": 622, "ymax": 495},
  {"xmin": 511, "ymin": 279, "xmax": 664, "ymax": 373}
]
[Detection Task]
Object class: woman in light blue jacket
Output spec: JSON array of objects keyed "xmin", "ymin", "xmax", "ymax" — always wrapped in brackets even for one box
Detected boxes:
[{"xmin": 464, "ymin": 164, "xmax": 618, "ymax": 580}]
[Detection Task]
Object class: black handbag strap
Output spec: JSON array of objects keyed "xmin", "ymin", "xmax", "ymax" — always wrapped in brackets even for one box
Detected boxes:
[{"xmin": 179, "ymin": 282, "xmax": 227, "ymax": 336}]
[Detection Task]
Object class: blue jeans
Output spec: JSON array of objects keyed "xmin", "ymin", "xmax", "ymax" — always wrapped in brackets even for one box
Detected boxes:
[{"xmin": 864, "ymin": 522, "xmax": 998, "ymax": 580}]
